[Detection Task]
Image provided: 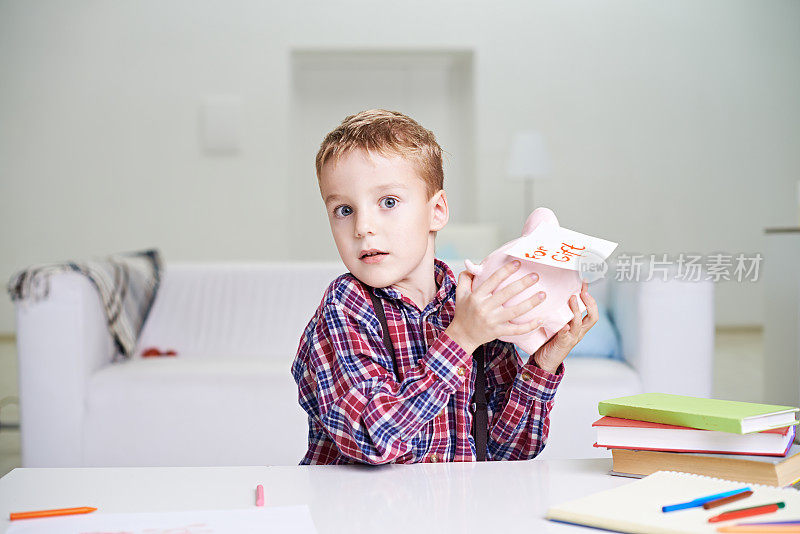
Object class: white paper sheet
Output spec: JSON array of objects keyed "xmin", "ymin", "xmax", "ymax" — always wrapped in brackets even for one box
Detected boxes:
[
  {"xmin": 6, "ymin": 506, "xmax": 317, "ymax": 534},
  {"xmin": 506, "ymin": 224, "xmax": 618, "ymax": 271}
]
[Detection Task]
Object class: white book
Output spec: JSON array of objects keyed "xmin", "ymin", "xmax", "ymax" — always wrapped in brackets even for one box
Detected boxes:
[
  {"xmin": 594, "ymin": 416, "xmax": 796, "ymax": 456},
  {"xmin": 546, "ymin": 470, "xmax": 800, "ymax": 534}
]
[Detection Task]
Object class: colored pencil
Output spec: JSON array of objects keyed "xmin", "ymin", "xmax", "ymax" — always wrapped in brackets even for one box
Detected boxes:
[
  {"xmin": 256, "ymin": 484, "xmax": 264, "ymax": 507},
  {"xmin": 704, "ymin": 490, "xmax": 754, "ymax": 509},
  {"xmin": 738, "ymin": 521, "xmax": 800, "ymax": 526},
  {"xmin": 709, "ymin": 502, "xmax": 785, "ymax": 523},
  {"xmin": 716, "ymin": 526, "xmax": 800, "ymax": 533},
  {"xmin": 663, "ymin": 487, "xmax": 752, "ymax": 512},
  {"xmin": 10, "ymin": 506, "xmax": 97, "ymax": 521}
]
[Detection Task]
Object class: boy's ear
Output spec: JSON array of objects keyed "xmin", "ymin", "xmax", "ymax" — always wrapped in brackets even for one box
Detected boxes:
[{"xmin": 429, "ymin": 189, "xmax": 449, "ymax": 232}]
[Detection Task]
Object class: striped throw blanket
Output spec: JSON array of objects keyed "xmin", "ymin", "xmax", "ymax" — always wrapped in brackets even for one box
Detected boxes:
[{"xmin": 6, "ymin": 249, "xmax": 162, "ymax": 360}]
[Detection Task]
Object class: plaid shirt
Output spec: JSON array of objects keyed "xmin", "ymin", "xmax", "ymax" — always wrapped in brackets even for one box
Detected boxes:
[{"xmin": 291, "ymin": 257, "xmax": 564, "ymax": 465}]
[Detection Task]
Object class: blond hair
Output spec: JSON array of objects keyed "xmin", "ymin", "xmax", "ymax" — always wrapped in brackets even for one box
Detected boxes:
[{"xmin": 315, "ymin": 109, "xmax": 444, "ymax": 200}]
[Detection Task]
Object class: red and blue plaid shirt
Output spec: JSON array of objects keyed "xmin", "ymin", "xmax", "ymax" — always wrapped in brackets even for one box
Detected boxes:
[{"xmin": 291, "ymin": 258, "xmax": 564, "ymax": 465}]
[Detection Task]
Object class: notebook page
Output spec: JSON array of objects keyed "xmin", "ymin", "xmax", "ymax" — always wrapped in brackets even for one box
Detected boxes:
[{"xmin": 546, "ymin": 471, "xmax": 800, "ymax": 534}]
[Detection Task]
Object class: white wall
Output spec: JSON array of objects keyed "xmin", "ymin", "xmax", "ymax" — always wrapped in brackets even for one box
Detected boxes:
[
  {"xmin": 1, "ymin": 0, "xmax": 799, "ymax": 333},
  {"xmin": 288, "ymin": 50, "xmax": 475, "ymax": 260}
]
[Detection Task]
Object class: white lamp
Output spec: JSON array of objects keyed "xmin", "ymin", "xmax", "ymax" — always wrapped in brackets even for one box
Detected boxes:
[{"xmin": 507, "ymin": 130, "xmax": 551, "ymax": 223}]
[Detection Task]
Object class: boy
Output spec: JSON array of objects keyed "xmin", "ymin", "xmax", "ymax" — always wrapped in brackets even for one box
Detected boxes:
[{"xmin": 291, "ymin": 109, "xmax": 598, "ymax": 465}]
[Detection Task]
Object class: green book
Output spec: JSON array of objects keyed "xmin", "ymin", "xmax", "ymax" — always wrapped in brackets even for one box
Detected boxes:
[{"xmin": 598, "ymin": 393, "xmax": 800, "ymax": 434}]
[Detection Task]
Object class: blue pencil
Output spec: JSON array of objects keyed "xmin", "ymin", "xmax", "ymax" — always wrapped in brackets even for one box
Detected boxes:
[{"xmin": 662, "ymin": 487, "xmax": 752, "ymax": 512}]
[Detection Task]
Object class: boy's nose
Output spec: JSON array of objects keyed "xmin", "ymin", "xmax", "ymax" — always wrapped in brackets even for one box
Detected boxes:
[{"xmin": 354, "ymin": 215, "xmax": 375, "ymax": 237}]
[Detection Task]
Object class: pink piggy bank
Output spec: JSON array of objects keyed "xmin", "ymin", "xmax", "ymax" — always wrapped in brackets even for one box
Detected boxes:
[{"xmin": 464, "ymin": 207, "xmax": 587, "ymax": 356}]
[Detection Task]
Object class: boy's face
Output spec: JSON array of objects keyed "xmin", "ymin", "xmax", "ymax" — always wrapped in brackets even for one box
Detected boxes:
[{"xmin": 319, "ymin": 148, "xmax": 448, "ymax": 290}]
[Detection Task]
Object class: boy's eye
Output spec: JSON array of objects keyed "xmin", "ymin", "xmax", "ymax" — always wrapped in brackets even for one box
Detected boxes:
[
  {"xmin": 333, "ymin": 205, "xmax": 353, "ymax": 217},
  {"xmin": 380, "ymin": 197, "xmax": 398, "ymax": 209}
]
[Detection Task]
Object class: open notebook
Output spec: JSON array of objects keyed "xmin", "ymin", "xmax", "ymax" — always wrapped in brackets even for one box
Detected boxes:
[{"xmin": 546, "ymin": 471, "xmax": 800, "ymax": 533}]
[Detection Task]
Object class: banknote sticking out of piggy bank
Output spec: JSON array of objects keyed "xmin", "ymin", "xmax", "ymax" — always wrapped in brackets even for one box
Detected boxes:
[{"xmin": 464, "ymin": 207, "xmax": 588, "ymax": 358}]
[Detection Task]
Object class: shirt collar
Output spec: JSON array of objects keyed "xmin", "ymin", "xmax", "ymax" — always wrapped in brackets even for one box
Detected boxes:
[{"xmin": 371, "ymin": 257, "xmax": 457, "ymax": 310}]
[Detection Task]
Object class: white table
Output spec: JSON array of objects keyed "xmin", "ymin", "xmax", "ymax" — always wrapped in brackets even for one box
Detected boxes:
[{"xmin": 0, "ymin": 459, "xmax": 631, "ymax": 533}]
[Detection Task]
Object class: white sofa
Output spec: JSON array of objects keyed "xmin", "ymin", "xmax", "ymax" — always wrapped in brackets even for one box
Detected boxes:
[{"xmin": 13, "ymin": 260, "xmax": 714, "ymax": 467}]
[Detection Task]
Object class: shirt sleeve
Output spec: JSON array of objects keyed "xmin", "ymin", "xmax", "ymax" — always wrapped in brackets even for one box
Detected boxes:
[
  {"xmin": 482, "ymin": 341, "xmax": 564, "ymax": 461},
  {"xmin": 295, "ymin": 301, "xmax": 472, "ymax": 465}
]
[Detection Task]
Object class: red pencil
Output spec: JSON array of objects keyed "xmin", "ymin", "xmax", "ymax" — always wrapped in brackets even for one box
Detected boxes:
[
  {"xmin": 709, "ymin": 502, "xmax": 785, "ymax": 523},
  {"xmin": 10, "ymin": 506, "xmax": 97, "ymax": 520}
]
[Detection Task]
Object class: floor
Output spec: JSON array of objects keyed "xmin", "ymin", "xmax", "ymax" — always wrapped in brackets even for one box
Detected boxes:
[{"xmin": 0, "ymin": 329, "xmax": 764, "ymax": 477}]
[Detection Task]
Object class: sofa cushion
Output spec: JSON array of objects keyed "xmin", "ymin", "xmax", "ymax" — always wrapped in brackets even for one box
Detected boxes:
[
  {"xmin": 514, "ymin": 303, "xmax": 622, "ymax": 361},
  {"xmin": 568, "ymin": 303, "xmax": 622, "ymax": 359},
  {"xmin": 535, "ymin": 357, "xmax": 642, "ymax": 459},
  {"xmin": 84, "ymin": 358, "xmax": 309, "ymax": 466},
  {"xmin": 83, "ymin": 356, "xmax": 640, "ymax": 465}
]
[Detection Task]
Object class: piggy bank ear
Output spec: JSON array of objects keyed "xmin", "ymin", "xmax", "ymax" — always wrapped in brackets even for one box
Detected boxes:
[
  {"xmin": 464, "ymin": 259, "xmax": 483, "ymax": 276},
  {"xmin": 522, "ymin": 207, "xmax": 560, "ymax": 236}
]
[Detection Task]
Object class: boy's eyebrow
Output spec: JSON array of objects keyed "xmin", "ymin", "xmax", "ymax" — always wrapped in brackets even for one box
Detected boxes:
[{"xmin": 324, "ymin": 182, "xmax": 409, "ymax": 205}]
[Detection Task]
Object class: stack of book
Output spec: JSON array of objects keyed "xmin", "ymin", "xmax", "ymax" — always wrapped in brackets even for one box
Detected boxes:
[{"xmin": 593, "ymin": 393, "xmax": 800, "ymax": 487}]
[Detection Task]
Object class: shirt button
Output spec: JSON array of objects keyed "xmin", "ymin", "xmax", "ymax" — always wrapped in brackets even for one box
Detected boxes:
[
  {"xmin": 456, "ymin": 367, "xmax": 466, "ymax": 377},
  {"xmin": 430, "ymin": 453, "xmax": 439, "ymax": 463},
  {"xmin": 522, "ymin": 372, "xmax": 533, "ymax": 381}
]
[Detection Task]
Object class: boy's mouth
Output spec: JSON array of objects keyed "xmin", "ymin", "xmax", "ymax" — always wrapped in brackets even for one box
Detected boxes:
[{"xmin": 360, "ymin": 249, "xmax": 388, "ymax": 260}]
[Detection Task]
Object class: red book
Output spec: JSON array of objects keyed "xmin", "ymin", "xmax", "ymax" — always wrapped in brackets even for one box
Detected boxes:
[{"xmin": 593, "ymin": 416, "xmax": 795, "ymax": 456}]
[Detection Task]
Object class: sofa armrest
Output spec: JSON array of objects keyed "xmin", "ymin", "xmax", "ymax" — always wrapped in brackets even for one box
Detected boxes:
[
  {"xmin": 609, "ymin": 275, "xmax": 714, "ymax": 398},
  {"xmin": 14, "ymin": 272, "xmax": 116, "ymax": 466}
]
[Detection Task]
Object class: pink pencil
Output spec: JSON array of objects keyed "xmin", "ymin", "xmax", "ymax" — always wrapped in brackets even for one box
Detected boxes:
[{"xmin": 256, "ymin": 484, "xmax": 264, "ymax": 507}]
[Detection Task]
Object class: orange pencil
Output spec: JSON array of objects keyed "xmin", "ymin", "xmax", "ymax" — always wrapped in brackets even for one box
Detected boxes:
[
  {"xmin": 10, "ymin": 506, "xmax": 97, "ymax": 520},
  {"xmin": 716, "ymin": 526, "xmax": 800, "ymax": 533}
]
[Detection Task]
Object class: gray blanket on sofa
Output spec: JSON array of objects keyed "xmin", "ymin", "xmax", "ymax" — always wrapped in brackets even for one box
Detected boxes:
[{"xmin": 6, "ymin": 249, "xmax": 163, "ymax": 360}]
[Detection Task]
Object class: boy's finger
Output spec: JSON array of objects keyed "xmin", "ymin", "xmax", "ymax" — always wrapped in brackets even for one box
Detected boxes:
[
  {"xmin": 580, "ymin": 289, "xmax": 599, "ymax": 329},
  {"xmin": 500, "ymin": 290, "xmax": 546, "ymax": 322},
  {"xmin": 508, "ymin": 318, "xmax": 543, "ymax": 336},
  {"xmin": 456, "ymin": 270, "xmax": 473, "ymax": 299},
  {"xmin": 473, "ymin": 260, "xmax": 521, "ymax": 298},
  {"xmin": 556, "ymin": 324, "xmax": 571, "ymax": 344},
  {"xmin": 569, "ymin": 295, "xmax": 581, "ymax": 331},
  {"xmin": 488, "ymin": 272, "xmax": 540, "ymax": 307}
]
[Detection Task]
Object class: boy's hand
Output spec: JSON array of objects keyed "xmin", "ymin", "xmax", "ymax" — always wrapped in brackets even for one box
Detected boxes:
[
  {"xmin": 532, "ymin": 280, "xmax": 599, "ymax": 374},
  {"xmin": 445, "ymin": 260, "xmax": 546, "ymax": 355}
]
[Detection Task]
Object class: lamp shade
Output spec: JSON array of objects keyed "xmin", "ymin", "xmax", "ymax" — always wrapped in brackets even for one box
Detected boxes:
[{"xmin": 507, "ymin": 130, "xmax": 551, "ymax": 180}]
